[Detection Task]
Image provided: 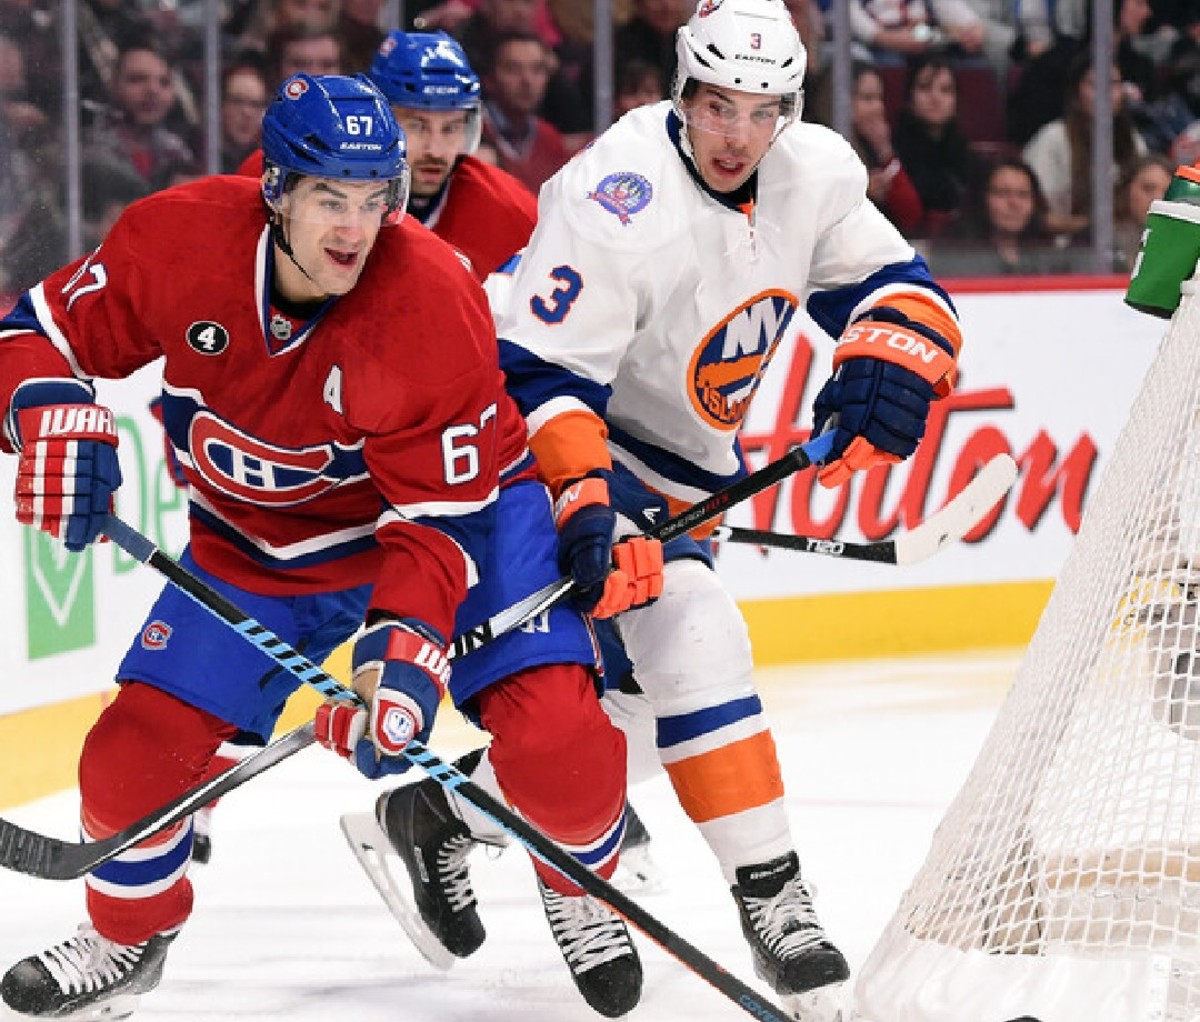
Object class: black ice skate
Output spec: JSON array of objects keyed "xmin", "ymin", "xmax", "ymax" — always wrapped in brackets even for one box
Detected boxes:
[
  {"xmin": 190, "ymin": 806, "xmax": 213, "ymax": 865},
  {"xmin": 731, "ymin": 852, "xmax": 849, "ymax": 1001},
  {"xmin": 340, "ymin": 750, "xmax": 486, "ymax": 969},
  {"xmin": 537, "ymin": 877, "xmax": 643, "ymax": 1018},
  {"xmin": 1, "ymin": 924, "xmax": 175, "ymax": 1021}
]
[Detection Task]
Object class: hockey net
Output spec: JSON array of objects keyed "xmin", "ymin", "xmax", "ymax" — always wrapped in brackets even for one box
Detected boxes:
[{"xmin": 852, "ymin": 285, "xmax": 1200, "ymax": 1022}]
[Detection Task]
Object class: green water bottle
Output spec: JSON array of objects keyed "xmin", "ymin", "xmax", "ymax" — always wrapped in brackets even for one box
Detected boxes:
[{"xmin": 1126, "ymin": 164, "xmax": 1200, "ymax": 319}]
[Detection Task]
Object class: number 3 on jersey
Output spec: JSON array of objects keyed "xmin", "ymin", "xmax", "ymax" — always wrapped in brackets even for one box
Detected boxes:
[
  {"xmin": 442, "ymin": 403, "xmax": 497, "ymax": 485},
  {"xmin": 530, "ymin": 265, "xmax": 583, "ymax": 324}
]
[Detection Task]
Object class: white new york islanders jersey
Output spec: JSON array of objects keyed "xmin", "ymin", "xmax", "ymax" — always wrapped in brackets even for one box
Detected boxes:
[{"xmin": 496, "ymin": 101, "xmax": 956, "ymax": 506}]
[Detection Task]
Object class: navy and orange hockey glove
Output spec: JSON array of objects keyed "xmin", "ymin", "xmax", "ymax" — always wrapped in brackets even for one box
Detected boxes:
[
  {"xmin": 554, "ymin": 470, "xmax": 664, "ymax": 619},
  {"xmin": 812, "ymin": 310, "xmax": 957, "ymax": 488}
]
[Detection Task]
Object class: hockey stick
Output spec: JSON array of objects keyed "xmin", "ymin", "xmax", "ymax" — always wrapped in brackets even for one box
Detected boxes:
[
  {"xmin": 713, "ymin": 452, "xmax": 1019, "ymax": 565},
  {"xmin": 0, "ymin": 432, "xmax": 836, "ymax": 880}
]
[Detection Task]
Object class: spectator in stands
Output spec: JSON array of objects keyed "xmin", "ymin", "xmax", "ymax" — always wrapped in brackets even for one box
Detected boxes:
[
  {"xmin": 1115, "ymin": 0, "xmax": 1159, "ymax": 103},
  {"xmin": 957, "ymin": 0, "xmax": 1053, "ymax": 72},
  {"xmin": 1133, "ymin": 43, "xmax": 1200, "ymax": 153},
  {"xmin": 784, "ymin": 0, "xmax": 830, "ymax": 124},
  {"xmin": 613, "ymin": 56, "xmax": 664, "ymax": 119},
  {"xmin": 338, "ymin": 0, "xmax": 386, "ymax": 73},
  {"xmin": 480, "ymin": 30, "xmax": 569, "ymax": 193},
  {"xmin": 927, "ymin": 155, "xmax": 1069, "ymax": 275},
  {"xmin": 450, "ymin": 0, "xmax": 591, "ymax": 147},
  {"xmin": 850, "ymin": 62, "xmax": 924, "ymax": 235},
  {"xmin": 237, "ymin": 0, "xmax": 340, "ymax": 52},
  {"xmin": 847, "ymin": 0, "xmax": 986, "ymax": 64},
  {"xmin": 84, "ymin": 36, "xmax": 197, "ymax": 193},
  {"xmin": 1023, "ymin": 54, "xmax": 1147, "ymax": 241},
  {"xmin": 614, "ymin": 0, "xmax": 687, "ymax": 97},
  {"xmin": 893, "ymin": 55, "xmax": 983, "ymax": 237},
  {"xmin": 1, "ymin": 155, "xmax": 148, "ymax": 297},
  {"xmin": 265, "ymin": 22, "xmax": 343, "ymax": 88},
  {"xmin": 1112, "ymin": 152, "xmax": 1174, "ymax": 271},
  {"xmin": 216, "ymin": 55, "xmax": 270, "ymax": 173}
]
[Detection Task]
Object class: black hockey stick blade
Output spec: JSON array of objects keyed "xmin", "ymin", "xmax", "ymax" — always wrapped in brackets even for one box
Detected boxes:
[
  {"xmin": 0, "ymin": 722, "xmax": 318, "ymax": 880},
  {"xmin": 713, "ymin": 452, "xmax": 1018, "ymax": 565}
]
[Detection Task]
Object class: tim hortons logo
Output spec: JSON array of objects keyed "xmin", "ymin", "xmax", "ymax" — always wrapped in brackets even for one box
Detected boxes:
[{"xmin": 739, "ymin": 334, "xmax": 1097, "ymax": 544}]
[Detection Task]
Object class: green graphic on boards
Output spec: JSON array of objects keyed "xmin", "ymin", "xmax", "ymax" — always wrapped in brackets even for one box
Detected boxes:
[{"xmin": 25, "ymin": 529, "xmax": 94, "ymax": 659}]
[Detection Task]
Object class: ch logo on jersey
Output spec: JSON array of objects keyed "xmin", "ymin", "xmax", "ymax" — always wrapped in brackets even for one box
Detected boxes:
[
  {"xmin": 587, "ymin": 172, "xmax": 653, "ymax": 225},
  {"xmin": 687, "ymin": 290, "xmax": 799, "ymax": 430},
  {"xmin": 141, "ymin": 620, "xmax": 172, "ymax": 650},
  {"xmin": 188, "ymin": 410, "xmax": 366, "ymax": 506},
  {"xmin": 187, "ymin": 321, "xmax": 230, "ymax": 355}
]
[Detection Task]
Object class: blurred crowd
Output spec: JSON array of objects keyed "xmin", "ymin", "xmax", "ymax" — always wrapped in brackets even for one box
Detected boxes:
[{"xmin": 3, "ymin": 0, "xmax": 1200, "ymax": 306}]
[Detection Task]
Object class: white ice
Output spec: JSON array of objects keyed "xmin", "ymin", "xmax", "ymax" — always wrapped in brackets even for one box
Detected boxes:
[{"xmin": 0, "ymin": 650, "xmax": 1019, "ymax": 1021}]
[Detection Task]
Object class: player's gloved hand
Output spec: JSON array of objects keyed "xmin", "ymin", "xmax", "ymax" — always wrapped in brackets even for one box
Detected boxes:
[
  {"xmin": 555, "ymin": 471, "xmax": 664, "ymax": 617},
  {"xmin": 5, "ymin": 379, "xmax": 122, "ymax": 552},
  {"xmin": 811, "ymin": 312, "xmax": 956, "ymax": 489},
  {"xmin": 314, "ymin": 618, "xmax": 449, "ymax": 779}
]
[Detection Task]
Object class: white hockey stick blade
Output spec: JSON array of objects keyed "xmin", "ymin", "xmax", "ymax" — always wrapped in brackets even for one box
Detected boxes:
[
  {"xmin": 892, "ymin": 453, "xmax": 1019, "ymax": 566},
  {"xmin": 339, "ymin": 812, "xmax": 455, "ymax": 971}
]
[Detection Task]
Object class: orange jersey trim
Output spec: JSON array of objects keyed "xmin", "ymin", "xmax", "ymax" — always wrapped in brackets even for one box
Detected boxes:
[{"xmin": 529, "ymin": 408, "xmax": 611, "ymax": 496}]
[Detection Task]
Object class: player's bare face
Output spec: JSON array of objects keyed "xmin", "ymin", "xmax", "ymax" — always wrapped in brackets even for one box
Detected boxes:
[
  {"xmin": 681, "ymin": 84, "xmax": 782, "ymax": 193},
  {"xmin": 275, "ymin": 178, "xmax": 391, "ymax": 300},
  {"xmin": 395, "ymin": 107, "xmax": 473, "ymax": 197}
]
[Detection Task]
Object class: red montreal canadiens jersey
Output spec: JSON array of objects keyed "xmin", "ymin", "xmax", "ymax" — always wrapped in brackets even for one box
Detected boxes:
[
  {"xmin": 0, "ymin": 175, "xmax": 531, "ymax": 639},
  {"xmin": 423, "ymin": 156, "xmax": 537, "ymax": 281}
]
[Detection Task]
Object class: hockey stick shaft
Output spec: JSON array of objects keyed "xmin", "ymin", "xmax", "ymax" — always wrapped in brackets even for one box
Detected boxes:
[
  {"xmin": 0, "ymin": 432, "xmax": 835, "ymax": 883},
  {"xmin": 714, "ymin": 453, "xmax": 1019, "ymax": 566}
]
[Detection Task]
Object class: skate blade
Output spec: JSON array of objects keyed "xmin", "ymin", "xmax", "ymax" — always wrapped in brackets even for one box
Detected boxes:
[
  {"xmin": 610, "ymin": 844, "xmax": 666, "ymax": 895},
  {"xmin": 339, "ymin": 812, "xmax": 455, "ymax": 971},
  {"xmin": 17, "ymin": 992, "xmax": 142, "ymax": 1021},
  {"xmin": 782, "ymin": 980, "xmax": 847, "ymax": 1022}
]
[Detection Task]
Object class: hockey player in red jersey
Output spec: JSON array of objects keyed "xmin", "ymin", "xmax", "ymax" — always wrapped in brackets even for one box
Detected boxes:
[
  {"xmin": 367, "ymin": 29, "xmax": 538, "ymax": 281},
  {"xmin": 0, "ymin": 73, "xmax": 658, "ymax": 1020}
]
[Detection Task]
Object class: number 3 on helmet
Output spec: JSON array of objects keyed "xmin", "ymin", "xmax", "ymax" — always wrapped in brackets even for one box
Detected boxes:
[
  {"xmin": 260, "ymin": 73, "xmax": 412, "ymax": 223},
  {"xmin": 673, "ymin": 0, "xmax": 807, "ymax": 128}
]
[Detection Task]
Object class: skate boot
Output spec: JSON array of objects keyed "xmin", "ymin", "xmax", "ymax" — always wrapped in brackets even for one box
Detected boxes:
[
  {"xmin": 341, "ymin": 750, "xmax": 486, "ymax": 969},
  {"xmin": 1, "ymin": 923, "xmax": 175, "ymax": 1021},
  {"xmin": 731, "ymin": 852, "xmax": 849, "ymax": 1008},
  {"xmin": 537, "ymin": 877, "xmax": 643, "ymax": 1018},
  {"xmin": 611, "ymin": 801, "xmax": 663, "ymax": 894}
]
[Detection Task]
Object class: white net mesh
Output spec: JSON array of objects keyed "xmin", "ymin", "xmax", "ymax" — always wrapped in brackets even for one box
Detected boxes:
[{"xmin": 853, "ymin": 285, "xmax": 1200, "ymax": 1022}]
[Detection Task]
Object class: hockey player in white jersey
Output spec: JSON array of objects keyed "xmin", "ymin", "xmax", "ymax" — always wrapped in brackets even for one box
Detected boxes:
[{"xmin": 367, "ymin": 0, "xmax": 963, "ymax": 1014}]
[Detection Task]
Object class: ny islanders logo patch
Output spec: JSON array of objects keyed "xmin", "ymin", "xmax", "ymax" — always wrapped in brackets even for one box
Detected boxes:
[
  {"xmin": 587, "ymin": 172, "xmax": 653, "ymax": 224},
  {"xmin": 688, "ymin": 290, "xmax": 799, "ymax": 430}
]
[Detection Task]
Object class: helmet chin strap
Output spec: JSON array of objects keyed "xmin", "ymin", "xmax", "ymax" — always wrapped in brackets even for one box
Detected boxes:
[{"xmin": 269, "ymin": 210, "xmax": 319, "ymax": 288}]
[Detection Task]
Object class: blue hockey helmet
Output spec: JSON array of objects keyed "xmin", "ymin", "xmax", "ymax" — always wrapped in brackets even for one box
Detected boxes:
[
  {"xmin": 368, "ymin": 31, "xmax": 482, "ymax": 153},
  {"xmin": 368, "ymin": 31, "xmax": 481, "ymax": 110},
  {"xmin": 261, "ymin": 73, "xmax": 410, "ymax": 217}
]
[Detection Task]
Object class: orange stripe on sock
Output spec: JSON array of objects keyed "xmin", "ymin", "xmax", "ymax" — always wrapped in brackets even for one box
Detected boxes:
[{"xmin": 663, "ymin": 730, "xmax": 784, "ymax": 823}]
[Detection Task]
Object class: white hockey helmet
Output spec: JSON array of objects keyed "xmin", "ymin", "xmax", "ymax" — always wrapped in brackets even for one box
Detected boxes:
[{"xmin": 672, "ymin": 0, "xmax": 806, "ymax": 128}]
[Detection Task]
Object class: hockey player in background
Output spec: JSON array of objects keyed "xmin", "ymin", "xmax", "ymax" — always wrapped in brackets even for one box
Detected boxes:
[
  {"xmin": 376, "ymin": 0, "xmax": 965, "ymax": 1015},
  {"xmin": 0, "ymin": 73, "xmax": 660, "ymax": 1020}
]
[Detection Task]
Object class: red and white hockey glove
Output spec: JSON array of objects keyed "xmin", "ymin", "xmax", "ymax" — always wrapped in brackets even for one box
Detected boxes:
[
  {"xmin": 554, "ymin": 471, "xmax": 663, "ymax": 619},
  {"xmin": 315, "ymin": 618, "xmax": 449, "ymax": 779},
  {"xmin": 6, "ymin": 380, "xmax": 122, "ymax": 552}
]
